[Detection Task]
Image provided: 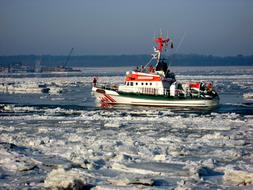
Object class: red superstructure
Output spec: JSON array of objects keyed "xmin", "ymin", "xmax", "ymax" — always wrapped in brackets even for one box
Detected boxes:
[{"xmin": 125, "ymin": 72, "xmax": 161, "ymax": 82}]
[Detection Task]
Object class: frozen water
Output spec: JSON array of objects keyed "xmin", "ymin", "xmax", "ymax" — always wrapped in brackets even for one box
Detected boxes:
[{"xmin": 0, "ymin": 66, "xmax": 253, "ymax": 189}]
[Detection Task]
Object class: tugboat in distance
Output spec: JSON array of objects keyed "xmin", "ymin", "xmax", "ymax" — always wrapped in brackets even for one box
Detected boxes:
[{"xmin": 92, "ymin": 33, "xmax": 219, "ymax": 107}]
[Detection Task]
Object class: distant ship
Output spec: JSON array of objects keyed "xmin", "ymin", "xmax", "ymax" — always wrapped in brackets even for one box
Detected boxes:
[
  {"xmin": 0, "ymin": 82, "xmax": 50, "ymax": 94},
  {"xmin": 92, "ymin": 33, "xmax": 219, "ymax": 107},
  {"xmin": 41, "ymin": 66, "xmax": 81, "ymax": 73}
]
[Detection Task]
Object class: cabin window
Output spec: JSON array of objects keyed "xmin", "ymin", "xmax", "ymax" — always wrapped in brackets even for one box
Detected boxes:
[
  {"xmin": 150, "ymin": 83, "xmax": 152, "ymax": 85},
  {"xmin": 130, "ymin": 82, "xmax": 133, "ymax": 86},
  {"xmin": 141, "ymin": 83, "xmax": 144, "ymax": 85},
  {"xmin": 136, "ymin": 82, "xmax": 138, "ymax": 85},
  {"xmin": 146, "ymin": 83, "xmax": 148, "ymax": 85},
  {"xmin": 127, "ymin": 82, "xmax": 129, "ymax": 86}
]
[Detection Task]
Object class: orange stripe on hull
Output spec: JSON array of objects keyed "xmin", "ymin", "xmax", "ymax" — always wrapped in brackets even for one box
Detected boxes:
[{"xmin": 125, "ymin": 74, "xmax": 161, "ymax": 82}]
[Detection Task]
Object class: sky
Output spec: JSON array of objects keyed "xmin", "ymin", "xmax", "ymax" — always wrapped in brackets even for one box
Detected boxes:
[{"xmin": 0, "ymin": 0, "xmax": 253, "ymax": 56}]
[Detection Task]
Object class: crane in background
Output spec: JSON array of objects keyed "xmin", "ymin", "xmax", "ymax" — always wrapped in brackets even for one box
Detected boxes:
[
  {"xmin": 63, "ymin": 48, "xmax": 74, "ymax": 68},
  {"xmin": 56, "ymin": 48, "xmax": 80, "ymax": 72}
]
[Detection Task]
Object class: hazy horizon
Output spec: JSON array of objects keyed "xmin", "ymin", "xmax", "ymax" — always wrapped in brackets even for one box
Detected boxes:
[
  {"xmin": 1, "ymin": 0, "xmax": 253, "ymax": 56},
  {"xmin": 0, "ymin": 53, "xmax": 252, "ymax": 57}
]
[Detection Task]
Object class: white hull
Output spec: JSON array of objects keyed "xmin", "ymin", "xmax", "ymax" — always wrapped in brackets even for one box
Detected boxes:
[{"xmin": 92, "ymin": 87, "xmax": 219, "ymax": 107}]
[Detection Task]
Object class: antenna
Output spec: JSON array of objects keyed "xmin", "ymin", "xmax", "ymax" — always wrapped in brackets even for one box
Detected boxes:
[{"xmin": 175, "ymin": 32, "xmax": 186, "ymax": 53}]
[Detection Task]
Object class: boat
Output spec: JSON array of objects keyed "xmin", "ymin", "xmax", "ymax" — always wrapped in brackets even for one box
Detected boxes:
[
  {"xmin": 0, "ymin": 82, "xmax": 50, "ymax": 94},
  {"xmin": 92, "ymin": 33, "xmax": 219, "ymax": 108}
]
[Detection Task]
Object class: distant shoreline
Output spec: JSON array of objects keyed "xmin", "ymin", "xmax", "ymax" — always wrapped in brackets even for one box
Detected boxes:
[{"xmin": 0, "ymin": 54, "xmax": 253, "ymax": 67}]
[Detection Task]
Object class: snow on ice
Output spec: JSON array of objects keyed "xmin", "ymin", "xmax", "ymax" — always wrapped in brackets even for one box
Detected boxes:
[
  {"xmin": 1, "ymin": 107, "xmax": 253, "ymax": 189},
  {"xmin": 1, "ymin": 67, "xmax": 253, "ymax": 189}
]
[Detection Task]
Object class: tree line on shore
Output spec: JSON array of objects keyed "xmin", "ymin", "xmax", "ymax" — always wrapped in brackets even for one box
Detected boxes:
[{"xmin": 0, "ymin": 54, "xmax": 252, "ymax": 67}]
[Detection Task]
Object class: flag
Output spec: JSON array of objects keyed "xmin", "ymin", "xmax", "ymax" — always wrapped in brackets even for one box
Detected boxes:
[{"xmin": 190, "ymin": 83, "xmax": 200, "ymax": 89}]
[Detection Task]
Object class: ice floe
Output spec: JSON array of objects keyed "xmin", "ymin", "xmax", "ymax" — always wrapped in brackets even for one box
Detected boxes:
[
  {"xmin": 224, "ymin": 168, "xmax": 253, "ymax": 186},
  {"xmin": 44, "ymin": 168, "xmax": 95, "ymax": 190}
]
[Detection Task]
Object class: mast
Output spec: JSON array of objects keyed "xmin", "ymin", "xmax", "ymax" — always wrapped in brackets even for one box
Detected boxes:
[
  {"xmin": 143, "ymin": 32, "xmax": 174, "ymax": 70},
  {"xmin": 153, "ymin": 32, "xmax": 173, "ymax": 65}
]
